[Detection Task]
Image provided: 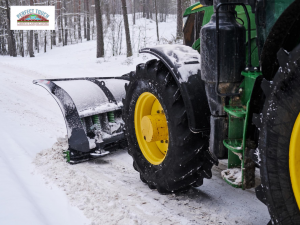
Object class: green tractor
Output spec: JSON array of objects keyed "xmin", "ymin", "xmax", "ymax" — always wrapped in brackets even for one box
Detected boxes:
[{"xmin": 34, "ymin": 0, "xmax": 300, "ymax": 224}]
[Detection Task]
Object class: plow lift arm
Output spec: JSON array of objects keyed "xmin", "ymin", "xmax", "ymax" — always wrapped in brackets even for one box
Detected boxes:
[{"xmin": 33, "ymin": 76, "xmax": 129, "ymax": 164}]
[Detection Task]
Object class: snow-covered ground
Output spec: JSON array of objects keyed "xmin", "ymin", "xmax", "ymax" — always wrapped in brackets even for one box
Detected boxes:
[{"xmin": 0, "ymin": 16, "xmax": 270, "ymax": 225}]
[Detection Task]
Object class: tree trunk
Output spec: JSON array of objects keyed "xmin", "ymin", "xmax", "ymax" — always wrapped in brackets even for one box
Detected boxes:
[
  {"xmin": 86, "ymin": 0, "xmax": 90, "ymax": 41},
  {"xmin": 60, "ymin": 6, "xmax": 64, "ymax": 47},
  {"xmin": 121, "ymin": 0, "xmax": 132, "ymax": 57},
  {"xmin": 44, "ymin": 32, "xmax": 47, "ymax": 53},
  {"xmin": 73, "ymin": 0, "xmax": 76, "ymax": 41},
  {"xmin": 52, "ymin": 30, "xmax": 56, "ymax": 45},
  {"xmin": 105, "ymin": 1, "xmax": 110, "ymax": 25},
  {"xmin": 146, "ymin": 0, "xmax": 150, "ymax": 19},
  {"xmin": 176, "ymin": 0, "xmax": 183, "ymax": 39},
  {"xmin": 84, "ymin": 0, "xmax": 87, "ymax": 39},
  {"xmin": 64, "ymin": 0, "xmax": 68, "ymax": 45},
  {"xmin": 78, "ymin": 0, "xmax": 82, "ymax": 40},
  {"xmin": 20, "ymin": 31, "xmax": 24, "ymax": 57},
  {"xmin": 34, "ymin": 32, "xmax": 39, "ymax": 52},
  {"xmin": 155, "ymin": 0, "xmax": 159, "ymax": 42},
  {"xmin": 5, "ymin": 0, "xmax": 17, "ymax": 57},
  {"xmin": 10, "ymin": 31, "xmax": 17, "ymax": 57},
  {"xmin": 29, "ymin": 30, "xmax": 34, "ymax": 57},
  {"xmin": 95, "ymin": 0, "xmax": 104, "ymax": 57},
  {"xmin": 149, "ymin": 0, "xmax": 153, "ymax": 20},
  {"xmin": 58, "ymin": 0, "xmax": 62, "ymax": 43},
  {"xmin": 133, "ymin": 0, "xmax": 135, "ymax": 25},
  {"xmin": 142, "ymin": 0, "xmax": 145, "ymax": 18},
  {"xmin": 182, "ymin": 0, "xmax": 191, "ymax": 13},
  {"xmin": 28, "ymin": 0, "xmax": 34, "ymax": 57}
]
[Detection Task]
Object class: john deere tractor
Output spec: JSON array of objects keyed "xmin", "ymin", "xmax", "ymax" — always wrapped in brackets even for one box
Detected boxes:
[{"xmin": 35, "ymin": 0, "xmax": 300, "ymax": 224}]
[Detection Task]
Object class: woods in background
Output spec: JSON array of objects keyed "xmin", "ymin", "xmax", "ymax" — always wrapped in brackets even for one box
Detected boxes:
[{"xmin": 0, "ymin": 0, "xmax": 196, "ymax": 58}]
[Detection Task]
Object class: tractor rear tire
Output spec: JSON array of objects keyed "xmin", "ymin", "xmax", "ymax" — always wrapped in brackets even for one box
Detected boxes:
[
  {"xmin": 257, "ymin": 45, "xmax": 300, "ymax": 224},
  {"xmin": 122, "ymin": 59, "xmax": 217, "ymax": 193}
]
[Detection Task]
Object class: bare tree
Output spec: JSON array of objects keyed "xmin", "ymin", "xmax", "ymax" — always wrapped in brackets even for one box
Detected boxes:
[
  {"xmin": 121, "ymin": 0, "xmax": 132, "ymax": 57},
  {"xmin": 104, "ymin": 0, "xmax": 110, "ymax": 25},
  {"xmin": 20, "ymin": 31, "xmax": 24, "ymax": 57},
  {"xmin": 78, "ymin": 0, "xmax": 82, "ymax": 41},
  {"xmin": 5, "ymin": 0, "xmax": 16, "ymax": 56},
  {"xmin": 133, "ymin": 0, "xmax": 135, "ymax": 25},
  {"xmin": 34, "ymin": 32, "xmax": 39, "ymax": 52},
  {"xmin": 182, "ymin": 0, "xmax": 191, "ymax": 11},
  {"xmin": 155, "ymin": 0, "xmax": 159, "ymax": 42},
  {"xmin": 28, "ymin": 0, "xmax": 34, "ymax": 57},
  {"xmin": 95, "ymin": 0, "xmax": 104, "ymax": 57},
  {"xmin": 64, "ymin": 0, "xmax": 68, "ymax": 45},
  {"xmin": 44, "ymin": 32, "xmax": 47, "ymax": 52},
  {"xmin": 86, "ymin": 0, "xmax": 90, "ymax": 40},
  {"xmin": 176, "ymin": 0, "xmax": 183, "ymax": 39}
]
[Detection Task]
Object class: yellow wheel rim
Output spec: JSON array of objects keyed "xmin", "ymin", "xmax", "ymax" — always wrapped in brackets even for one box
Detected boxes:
[
  {"xmin": 289, "ymin": 113, "xmax": 300, "ymax": 210},
  {"xmin": 134, "ymin": 92, "xmax": 169, "ymax": 165}
]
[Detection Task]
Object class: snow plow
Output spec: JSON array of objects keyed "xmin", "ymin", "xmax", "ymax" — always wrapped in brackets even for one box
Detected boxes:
[
  {"xmin": 33, "ymin": 77, "xmax": 129, "ymax": 164},
  {"xmin": 34, "ymin": 0, "xmax": 300, "ymax": 224}
]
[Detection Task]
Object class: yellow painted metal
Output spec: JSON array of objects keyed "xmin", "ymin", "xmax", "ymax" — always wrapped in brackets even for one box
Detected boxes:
[
  {"xmin": 134, "ymin": 92, "xmax": 169, "ymax": 165},
  {"xmin": 141, "ymin": 114, "xmax": 168, "ymax": 142},
  {"xmin": 289, "ymin": 113, "xmax": 300, "ymax": 210},
  {"xmin": 192, "ymin": 4, "xmax": 203, "ymax": 11}
]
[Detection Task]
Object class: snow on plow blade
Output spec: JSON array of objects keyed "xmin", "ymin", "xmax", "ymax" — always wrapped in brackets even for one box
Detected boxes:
[{"xmin": 33, "ymin": 77, "xmax": 129, "ymax": 163}]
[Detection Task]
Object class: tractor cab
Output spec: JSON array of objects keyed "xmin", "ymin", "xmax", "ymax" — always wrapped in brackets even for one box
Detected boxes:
[{"xmin": 183, "ymin": 3, "xmax": 213, "ymax": 51}]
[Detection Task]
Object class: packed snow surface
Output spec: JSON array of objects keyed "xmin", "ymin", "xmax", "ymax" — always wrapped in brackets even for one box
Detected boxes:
[{"xmin": 0, "ymin": 16, "xmax": 270, "ymax": 225}]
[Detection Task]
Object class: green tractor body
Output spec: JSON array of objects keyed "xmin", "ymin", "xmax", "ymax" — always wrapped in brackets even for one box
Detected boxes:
[
  {"xmin": 179, "ymin": 0, "xmax": 300, "ymax": 223},
  {"xmin": 182, "ymin": 1, "xmax": 261, "ymax": 189}
]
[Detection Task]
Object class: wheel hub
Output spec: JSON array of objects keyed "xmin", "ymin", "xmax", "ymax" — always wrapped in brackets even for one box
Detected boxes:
[
  {"xmin": 141, "ymin": 114, "xmax": 168, "ymax": 142},
  {"xmin": 134, "ymin": 92, "xmax": 169, "ymax": 165}
]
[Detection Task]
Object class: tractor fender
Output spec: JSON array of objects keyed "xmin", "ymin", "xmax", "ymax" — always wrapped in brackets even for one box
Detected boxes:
[{"xmin": 140, "ymin": 45, "xmax": 210, "ymax": 133}]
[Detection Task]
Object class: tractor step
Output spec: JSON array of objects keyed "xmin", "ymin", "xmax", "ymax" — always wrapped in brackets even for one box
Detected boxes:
[
  {"xmin": 223, "ymin": 139, "xmax": 243, "ymax": 154},
  {"xmin": 221, "ymin": 168, "xmax": 243, "ymax": 188},
  {"xmin": 224, "ymin": 106, "xmax": 246, "ymax": 118}
]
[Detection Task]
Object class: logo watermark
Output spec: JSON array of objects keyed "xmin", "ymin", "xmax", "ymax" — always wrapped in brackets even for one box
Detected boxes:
[{"xmin": 11, "ymin": 6, "xmax": 55, "ymax": 30}]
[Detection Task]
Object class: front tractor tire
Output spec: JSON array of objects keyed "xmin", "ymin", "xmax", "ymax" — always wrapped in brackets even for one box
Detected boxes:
[
  {"xmin": 257, "ymin": 45, "xmax": 300, "ymax": 224},
  {"xmin": 122, "ymin": 59, "xmax": 216, "ymax": 194}
]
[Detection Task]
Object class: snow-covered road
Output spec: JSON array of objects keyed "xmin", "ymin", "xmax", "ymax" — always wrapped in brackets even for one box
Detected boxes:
[{"xmin": 0, "ymin": 39, "xmax": 270, "ymax": 225}]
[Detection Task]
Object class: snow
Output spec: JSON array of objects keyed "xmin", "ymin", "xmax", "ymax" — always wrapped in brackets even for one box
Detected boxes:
[
  {"xmin": 141, "ymin": 44, "xmax": 201, "ymax": 83},
  {"xmin": 0, "ymin": 102, "xmax": 88, "ymax": 225},
  {"xmin": 33, "ymin": 139, "xmax": 269, "ymax": 225},
  {"xmin": 88, "ymin": 137, "xmax": 97, "ymax": 149},
  {"xmin": 254, "ymin": 148, "xmax": 261, "ymax": 166},
  {"xmin": 221, "ymin": 168, "xmax": 242, "ymax": 186},
  {"xmin": 0, "ymin": 15, "xmax": 270, "ymax": 225},
  {"xmin": 52, "ymin": 80, "xmax": 127, "ymax": 117}
]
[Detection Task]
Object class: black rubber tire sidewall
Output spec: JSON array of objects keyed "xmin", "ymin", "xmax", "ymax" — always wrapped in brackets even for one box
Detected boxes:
[{"xmin": 259, "ymin": 47, "xmax": 300, "ymax": 224}]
